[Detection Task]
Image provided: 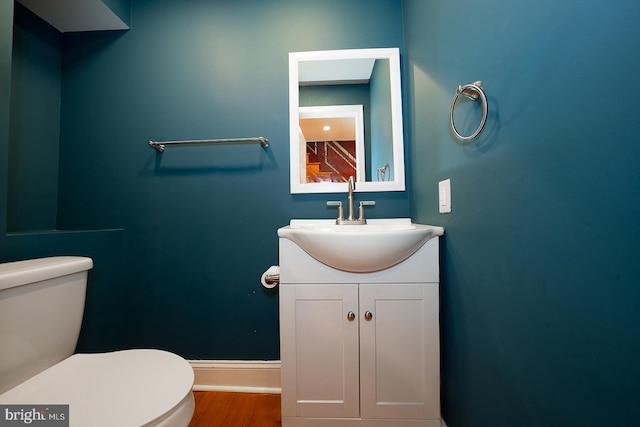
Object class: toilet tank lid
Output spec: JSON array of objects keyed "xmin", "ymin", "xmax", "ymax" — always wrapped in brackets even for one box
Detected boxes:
[{"xmin": 0, "ymin": 256, "xmax": 93, "ymax": 292}]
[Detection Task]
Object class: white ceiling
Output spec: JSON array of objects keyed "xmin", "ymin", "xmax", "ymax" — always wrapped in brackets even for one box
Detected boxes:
[{"xmin": 300, "ymin": 117, "xmax": 355, "ymax": 142}]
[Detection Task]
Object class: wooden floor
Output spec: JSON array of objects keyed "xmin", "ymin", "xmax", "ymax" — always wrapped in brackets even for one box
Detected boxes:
[{"xmin": 188, "ymin": 391, "xmax": 281, "ymax": 427}]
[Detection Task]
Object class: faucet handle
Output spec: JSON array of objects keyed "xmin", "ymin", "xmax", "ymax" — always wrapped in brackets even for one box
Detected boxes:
[
  {"xmin": 358, "ymin": 201, "xmax": 375, "ymax": 222},
  {"xmin": 327, "ymin": 201, "xmax": 344, "ymax": 223}
]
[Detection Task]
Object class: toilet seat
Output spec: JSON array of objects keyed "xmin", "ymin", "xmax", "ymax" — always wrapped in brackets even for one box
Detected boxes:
[{"xmin": 0, "ymin": 349, "xmax": 194, "ymax": 427}]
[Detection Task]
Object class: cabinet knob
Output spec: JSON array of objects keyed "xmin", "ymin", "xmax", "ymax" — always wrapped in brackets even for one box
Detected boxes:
[
  {"xmin": 347, "ymin": 311, "xmax": 356, "ymax": 321},
  {"xmin": 364, "ymin": 311, "xmax": 373, "ymax": 321}
]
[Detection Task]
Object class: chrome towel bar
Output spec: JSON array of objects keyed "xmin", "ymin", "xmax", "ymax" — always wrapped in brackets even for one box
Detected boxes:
[{"xmin": 149, "ymin": 136, "xmax": 269, "ymax": 152}]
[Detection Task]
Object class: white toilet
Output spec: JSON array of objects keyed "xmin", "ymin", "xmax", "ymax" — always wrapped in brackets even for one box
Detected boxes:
[{"xmin": 0, "ymin": 256, "xmax": 195, "ymax": 427}]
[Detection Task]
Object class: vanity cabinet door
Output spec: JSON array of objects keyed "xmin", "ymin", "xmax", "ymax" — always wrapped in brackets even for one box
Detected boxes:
[
  {"xmin": 280, "ymin": 284, "xmax": 360, "ymax": 419},
  {"xmin": 359, "ymin": 283, "xmax": 440, "ymax": 420}
]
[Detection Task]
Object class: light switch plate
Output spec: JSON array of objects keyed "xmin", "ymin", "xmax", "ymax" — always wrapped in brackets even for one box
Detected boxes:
[{"xmin": 439, "ymin": 179, "xmax": 451, "ymax": 213}]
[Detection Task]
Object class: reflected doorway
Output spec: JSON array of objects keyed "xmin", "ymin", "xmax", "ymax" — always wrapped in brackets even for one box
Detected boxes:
[{"xmin": 298, "ymin": 105, "xmax": 365, "ymax": 184}]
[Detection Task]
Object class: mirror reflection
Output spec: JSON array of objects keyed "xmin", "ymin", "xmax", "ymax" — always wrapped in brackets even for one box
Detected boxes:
[
  {"xmin": 299, "ymin": 105, "xmax": 365, "ymax": 184},
  {"xmin": 289, "ymin": 48, "xmax": 405, "ymax": 194}
]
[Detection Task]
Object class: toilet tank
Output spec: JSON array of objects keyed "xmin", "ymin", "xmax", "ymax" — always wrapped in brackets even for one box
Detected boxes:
[{"xmin": 0, "ymin": 256, "xmax": 93, "ymax": 394}]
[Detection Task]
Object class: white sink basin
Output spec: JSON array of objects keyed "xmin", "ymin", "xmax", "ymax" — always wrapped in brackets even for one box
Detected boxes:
[{"xmin": 278, "ymin": 218, "xmax": 444, "ymax": 273}]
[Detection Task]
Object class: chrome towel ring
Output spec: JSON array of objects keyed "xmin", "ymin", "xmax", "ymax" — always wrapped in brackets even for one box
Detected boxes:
[{"xmin": 449, "ymin": 81, "xmax": 487, "ymax": 141}]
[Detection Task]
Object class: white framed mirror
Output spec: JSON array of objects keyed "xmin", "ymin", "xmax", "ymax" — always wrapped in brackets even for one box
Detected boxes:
[{"xmin": 289, "ymin": 48, "xmax": 405, "ymax": 194}]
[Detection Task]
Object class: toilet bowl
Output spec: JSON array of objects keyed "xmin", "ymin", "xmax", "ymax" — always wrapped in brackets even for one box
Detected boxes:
[{"xmin": 0, "ymin": 257, "xmax": 195, "ymax": 427}]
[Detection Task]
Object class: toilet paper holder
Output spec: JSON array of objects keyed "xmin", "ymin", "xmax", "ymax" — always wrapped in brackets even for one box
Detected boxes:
[
  {"xmin": 264, "ymin": 272, "xmax": 279, "ymax": 286},
  {"xmin": 261, "ymin": 265, "xmax": 280, "ymax": 288}
]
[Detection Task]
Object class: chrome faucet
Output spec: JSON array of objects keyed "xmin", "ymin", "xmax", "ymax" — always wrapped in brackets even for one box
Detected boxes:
[{"xmin": 327, "ymin": 176, "xmax": 375, "ymax": 225}]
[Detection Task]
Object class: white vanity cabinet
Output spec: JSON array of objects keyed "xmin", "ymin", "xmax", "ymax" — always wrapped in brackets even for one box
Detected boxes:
[{"xmin": 279, "ymin": 236, "xmax": 442, "ymax": 427}]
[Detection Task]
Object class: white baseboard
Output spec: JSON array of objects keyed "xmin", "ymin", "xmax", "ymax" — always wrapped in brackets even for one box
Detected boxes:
[{"xmin": 189, "ymin": 360, "xmax": 281, "ymax": 394}]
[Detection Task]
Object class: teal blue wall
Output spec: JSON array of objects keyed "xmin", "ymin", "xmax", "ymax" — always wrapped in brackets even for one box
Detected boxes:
[
  {"xmin": 404, "ymin": 0, "xmax": 640, "ymax": 426},
  {"xmin": 101, "ymin": 0, "xmax": 131, "ymax": 26},
  {"xmin": 0, "ymin": 0, "xmax": 407, "ymax": 360},
  {"xmin": 2, "ymin": 2, "xmax": 127, "ymax": 354},
  {"xmin": 8, "ymin": 4, "xmax": 61, "ymax": 232},
  {"xmin": 0, "ymin": 0, "xmax": 13, "ymax": 230},
  {"xmin": 369, "ymin": 59, "xmax": 393, "ymax": 181}
]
